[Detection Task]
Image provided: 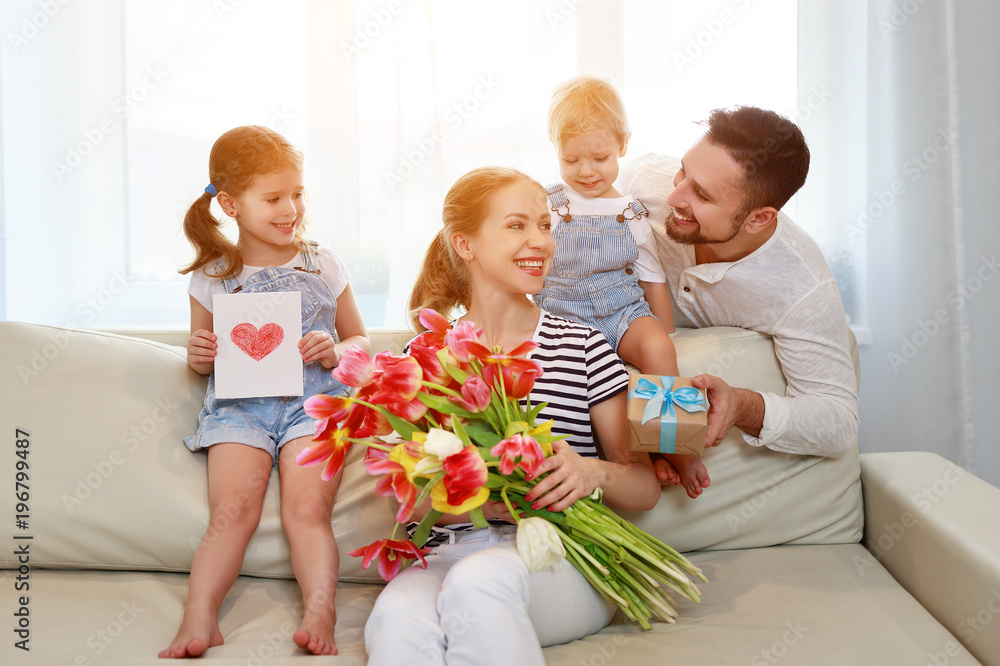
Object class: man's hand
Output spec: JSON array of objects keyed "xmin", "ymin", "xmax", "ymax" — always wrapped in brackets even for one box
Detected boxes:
[{"xmin": 691, "ymin": 374, "xmax": 764, "ymax": 448}]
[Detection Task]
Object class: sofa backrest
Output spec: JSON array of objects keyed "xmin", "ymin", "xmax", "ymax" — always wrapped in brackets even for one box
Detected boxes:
[
  {"xmin": 0, "ymin": 322, "xmax": 862, "ymax": 583},
  {"xmin": 624, "ymin": 326, "xmax": 864, "ymax": 551}
]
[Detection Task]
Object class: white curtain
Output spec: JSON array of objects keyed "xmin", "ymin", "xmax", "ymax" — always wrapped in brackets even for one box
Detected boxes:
[{"xmin": 799, "ymin": 0, "xmax": 1000, "ymax": 485}]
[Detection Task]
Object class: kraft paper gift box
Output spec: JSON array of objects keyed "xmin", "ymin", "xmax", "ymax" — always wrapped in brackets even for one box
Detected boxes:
[{"xmin": 626, "ymin": 375, "xmax": 708, "ymax": 456}]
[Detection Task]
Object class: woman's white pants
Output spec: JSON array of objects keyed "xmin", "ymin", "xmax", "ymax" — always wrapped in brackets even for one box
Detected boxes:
[{"xmin": 364, "ymin": 525, "xmax": 616, "ymax": 666}]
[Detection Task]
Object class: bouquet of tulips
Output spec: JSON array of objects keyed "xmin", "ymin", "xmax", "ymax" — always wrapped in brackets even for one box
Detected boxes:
[{"xmin": 297, "ymin": 309, "xmax": 706, "ymax": 629}]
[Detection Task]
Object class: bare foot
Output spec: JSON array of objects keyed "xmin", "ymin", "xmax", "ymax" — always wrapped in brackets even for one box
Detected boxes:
[
  {"xmin": 664, "ymin": 454, "xmax": 710, "ymax": 499},
  {"xmin": 652, "ymin": 455, "xmax": 681, "ymax": 487},
  {"xmin": 293, "ymin": 607, "xmax": 338, "ymax": 656},
  {"xmin": 159, "ymin": 607, "xmax": 224, "ymax": 659}
]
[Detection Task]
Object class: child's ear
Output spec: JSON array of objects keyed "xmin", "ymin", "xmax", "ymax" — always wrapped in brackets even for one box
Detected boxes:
[
  {"xmin": 216, "ymin": 192, "xmax": 237, "ymax": 218},
  {"xmin": 619, "ymin": 139, "xmax": 629, "ymax": 158}
]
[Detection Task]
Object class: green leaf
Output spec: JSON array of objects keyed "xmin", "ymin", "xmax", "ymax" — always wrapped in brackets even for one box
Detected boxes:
[
  {"xmin": 464, "ymin": 423, "xmax": 503, "ymax": 449},
  {"xmin": 411, "ymin": 509, "xmax": 445, "ymax": 548},
  {"xmin": 417, "ymin": 391, "xmax": 477, "ymax": 419},
  {"xmin": 468, "ymin": 506, "xmax": 489, "ymax": 529},
  {"xmin": 380, "ymin": 408, "xmax": 419, "ymax": 440}
]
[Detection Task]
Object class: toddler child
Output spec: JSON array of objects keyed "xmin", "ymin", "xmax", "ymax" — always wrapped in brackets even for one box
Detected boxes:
[{"xmin": 533, "ymin": 75, "xmax": 708, "ymax": 499}]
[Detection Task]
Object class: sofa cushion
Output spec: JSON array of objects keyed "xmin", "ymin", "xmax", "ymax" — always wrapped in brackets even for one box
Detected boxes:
[
  {"xmin": 4, "ymin": 544, "xmax": 979, "ymax": 665},
  {"xmin": 619, "ymin": 326, "xmax": 864, "ymax": 552},
  {"xmin": 0, "ymin": 322, "xmax": 394, "ymax": 582}
]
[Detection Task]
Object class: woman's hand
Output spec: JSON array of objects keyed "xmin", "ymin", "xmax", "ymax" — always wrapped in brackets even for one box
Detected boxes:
[
  {"xmin": 300, "ymin": 330, "xmax": 342, "ymax": 368},
  {"xmin": 187, "ymin": 329, "xmax": 217, "ymax": 375},
  {"xmin": 522, "ymin": 440, "xmax": 604, "ymax": 513}
]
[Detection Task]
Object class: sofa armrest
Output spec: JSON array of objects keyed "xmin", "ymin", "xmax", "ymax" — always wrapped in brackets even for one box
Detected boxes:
[{"xmin": 860, "ymin": 451, "xmax": 1000, "ymax": 666}]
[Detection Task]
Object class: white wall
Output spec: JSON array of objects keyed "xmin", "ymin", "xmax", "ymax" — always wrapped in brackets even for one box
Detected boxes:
[{"xmin": 856, "ymin": 0, "xmax": 1000, "ymax": 487}]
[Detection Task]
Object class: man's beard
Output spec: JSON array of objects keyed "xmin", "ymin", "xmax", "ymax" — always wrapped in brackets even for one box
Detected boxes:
[{"xmin": 664, "ymin": 209, "xmax": 742, "ymax": 246}]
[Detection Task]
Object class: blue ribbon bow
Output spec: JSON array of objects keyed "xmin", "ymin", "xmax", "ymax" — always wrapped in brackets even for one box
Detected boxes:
[{"xmin": 628, "ymin": 376, "xmax": 707, "ymax": 453}]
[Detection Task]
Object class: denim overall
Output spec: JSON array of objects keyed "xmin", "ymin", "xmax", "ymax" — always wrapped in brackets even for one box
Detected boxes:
[
  {"xmin": 533, "ymin": 184, "xmax": 653, "ymax": 350},
  {"xmin": 184, "ymin": 242, "xmax": 347, "ymax": 462}
]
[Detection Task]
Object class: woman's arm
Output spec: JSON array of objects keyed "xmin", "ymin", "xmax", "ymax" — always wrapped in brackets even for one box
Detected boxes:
[{"xmin": 524, "ymin": 392, "xmax": 661, "ymax": 512}]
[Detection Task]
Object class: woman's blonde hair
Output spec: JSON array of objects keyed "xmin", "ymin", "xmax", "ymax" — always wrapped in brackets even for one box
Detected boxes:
[
  {"xmin": 547, "ymin": 74, "xmax": 631, "ymax": 150},
  {"xmin": 180, "ymin": 125, "xmax": 307, "ymax": 279},
  {"xmin": 407, "ymin": 167, "xmax": 545, "ymax": 331}
]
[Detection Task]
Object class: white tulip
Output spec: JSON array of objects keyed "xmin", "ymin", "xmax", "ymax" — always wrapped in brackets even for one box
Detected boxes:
[
  {"xmin": 423, "ymin": 428, "xmax": 465, "ymax": 460},
  {"xmin": 516, "ymin": 517, "xmax": 566, "ymax": 572}
]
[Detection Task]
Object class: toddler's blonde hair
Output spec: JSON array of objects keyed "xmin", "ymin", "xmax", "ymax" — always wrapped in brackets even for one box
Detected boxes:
[{"xmin": 547, "ymin": 74, "xmax": 631, "ymax": 150}]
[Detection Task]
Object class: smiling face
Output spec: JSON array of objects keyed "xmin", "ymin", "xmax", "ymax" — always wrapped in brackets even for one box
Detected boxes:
[
  {"xmin": 557, "ymin": 129, "xmax": 627, "ymax": 199},
  {"xmin": 228, "ymin": 167, "xmax": 305, "ymax": 259},
  {"xmin": 456, "ymin": 179, "xmax": 554, "ymax": 297},
  {"xmin": 664, "ymin": 137, "xmax": 749, "ymax": 246}
]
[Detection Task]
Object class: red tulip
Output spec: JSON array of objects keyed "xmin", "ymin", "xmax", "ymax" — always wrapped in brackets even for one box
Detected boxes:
[
  {"xmin": 297, "ymin": 427, "xmax": 353, "ymax": 481},
  {"xmin": 441, "ymin": 445, "xmax": 488, "ymax": 507},
  {"xmin": 348, "ymin": 538, "xmax": 431, "ymax": 581},
  {"xmin": 371, "ymin": 352, "xmax": 423, "ymax": 404}
]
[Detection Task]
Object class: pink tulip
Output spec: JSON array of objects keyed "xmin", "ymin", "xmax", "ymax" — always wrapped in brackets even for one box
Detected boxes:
[
  {"xmin": 331, "ymin": 346, "xmax": 376, "ymax": 387},
  {"xmin": 445, "ymin": 320, "xmax": 484, "ymax": 362},
  {"xmin": 453, "ymin": 375, "xmax": 491, "ymax": 413},
  {"xmin": 491, "ymin": 434, "xmax": 546, "ymax": 477},
  {"xmin": 419, "ymin": 308, "xmax": 452, "ymax": 344},
  {"xmin": 348, "ymin": 538, "xmax": 431, "ymax": 581}
]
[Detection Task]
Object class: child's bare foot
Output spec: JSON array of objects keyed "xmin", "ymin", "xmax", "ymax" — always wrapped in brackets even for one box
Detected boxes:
[
  {"xmin": 652, "ymin": 455, "xmax": 681, "ymax": 487},
  {"xmin": 159, "ymin": 607, "xmax": 223, "ymax": 658},
  {"xmin": 293, "ymin": 607, "xmax": 338, "ymax": 656},
  {"xmin": 664, "ymin": 454, "xmax": 710, "ymax": 498}
]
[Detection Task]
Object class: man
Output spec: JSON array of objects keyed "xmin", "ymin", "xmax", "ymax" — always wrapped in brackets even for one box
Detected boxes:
[{"xmin": 621, "ymin": 106, "xmax": 859, "ymax": 489}]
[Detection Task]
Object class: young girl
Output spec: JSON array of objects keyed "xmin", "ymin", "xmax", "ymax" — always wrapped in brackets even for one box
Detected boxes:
[
  {"xmin": 363, "ymin": 167, "xmax": 661, "ymax": 665},
  {"xmin": 533, "ymin": 75, "xmax": 709, "ymax": 499},
  {"xmin": 160, "ymin": 126, "xmax": 370, "ymax": 658}
]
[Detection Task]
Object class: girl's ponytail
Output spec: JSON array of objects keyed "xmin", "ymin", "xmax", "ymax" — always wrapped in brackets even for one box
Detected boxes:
[
  {"xmin": 180, "ymin": 192, "xmax": 242, "ymax": 279},
  {"xmin": 408, "ymin": 229, "xmax": 468, "ymax": 331}
]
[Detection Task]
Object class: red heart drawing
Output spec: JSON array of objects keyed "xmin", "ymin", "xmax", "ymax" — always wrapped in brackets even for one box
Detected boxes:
[{"xmin": 231, "ymin": 323, "xmax": 284, "ymax": 361}]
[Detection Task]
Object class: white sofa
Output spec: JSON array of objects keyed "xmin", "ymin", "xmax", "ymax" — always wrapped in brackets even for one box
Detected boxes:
[{"xmin": 1, "ymin": 321, "xmax": 999, "ymax": 665}]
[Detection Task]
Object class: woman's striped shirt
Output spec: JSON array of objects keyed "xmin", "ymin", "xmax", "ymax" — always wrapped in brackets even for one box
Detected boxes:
[{"xmin": 525, "ymin": 312, "xmax": 628, "ymax": 458}]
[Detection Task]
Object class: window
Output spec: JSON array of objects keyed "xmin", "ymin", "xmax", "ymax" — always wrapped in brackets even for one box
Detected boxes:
[{"xmin": 0, "ymin": 0, "xmax": 799, "ymax": 330}]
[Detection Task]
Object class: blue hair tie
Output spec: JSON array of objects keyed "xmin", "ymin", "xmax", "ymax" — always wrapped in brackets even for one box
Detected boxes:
[{"xmin": 204, "ymin": 184, "xmax": 217, "ymax": 197}]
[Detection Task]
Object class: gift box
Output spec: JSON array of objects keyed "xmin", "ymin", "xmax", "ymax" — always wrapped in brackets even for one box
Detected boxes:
[{"xmin": 626, "ymin": 375, "xmax": 708, "ymax": 456}]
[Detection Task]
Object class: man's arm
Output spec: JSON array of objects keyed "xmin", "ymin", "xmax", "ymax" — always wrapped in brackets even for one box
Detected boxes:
[{"xmin": 693, "ymin": 284, "xmax": 860, "ymax": 457}]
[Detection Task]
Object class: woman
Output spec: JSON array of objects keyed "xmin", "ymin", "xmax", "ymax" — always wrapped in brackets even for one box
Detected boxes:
[{"xmin": 363, "ymin": 167, "xmax": 660, "ymax": 665}]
